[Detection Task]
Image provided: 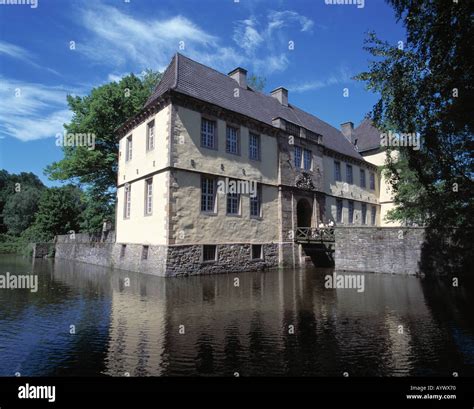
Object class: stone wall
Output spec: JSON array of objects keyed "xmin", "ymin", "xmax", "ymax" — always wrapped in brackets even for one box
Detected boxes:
[{"xmin": 335, "ymin": 227, "xmax": 425, "ymax": 275}]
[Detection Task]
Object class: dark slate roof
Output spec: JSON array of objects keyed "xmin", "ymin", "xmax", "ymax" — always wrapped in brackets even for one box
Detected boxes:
[
  {"xmin": 146, "ymin": 53, "xmax": 364, "ymax": 160},
  {"xmin": 353, "ymin": 118, "xmax": 382, "ymax": 152}
]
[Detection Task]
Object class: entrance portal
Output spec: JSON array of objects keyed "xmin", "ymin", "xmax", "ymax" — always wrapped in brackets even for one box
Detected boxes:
[{"xmin": 296, "ymin": 198, "xmax": 312, "ymax": 228}]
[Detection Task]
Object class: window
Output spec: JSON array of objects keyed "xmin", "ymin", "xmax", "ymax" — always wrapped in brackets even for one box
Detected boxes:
[
  {"xmin": 370, "ymin": 172, "xmax": 375, "ymax": 190},
  {"xmin": 226, "ymin": 126, "xmax": 239, "ymax": 154},
  {"xmin": 125, "ymin": 135, "xmax": 133, "ymax": 161},
  {"xmin": 146, "ymin": 120, "xmax": 155, "ymax": 151},
  {"xmin": 348, "ymin": 201, "xmax": 354, "ymax": 224},
  {"xmin": 303, "ymin": 149, "xmax": 312, "ymax": 170},
  {"xmin": 249, "ymin": 133, "xmax": 260, "ymax": 160},
  {"xmin": 250, "ymin": 184, "xmax": 262, "ymax": 218},
  {"xmin": 346, "ymin": 165, "xmax": 353, "ymax": 184},
  {"xmin": 294, "ymin": 146, "xmax": 302, "ymax": 168},
  {"xmin": 361, "ymin": 203, "xmax": 367, "ymax": 225},
  {"xmin": 201, "ymin": 176, "xmax": 216, "ymax": 213},
  {"xmin": 371, "ymin": 206, "xmax": 377, "ymax": 225},
  {"xmin": 124, "ymin": 184, "xmax": 131, "ymax": 219},
  {"xmin": 360, "ymin": 169, "xmax": 366, "ymax": 188},
  {"xmin": 336, "ymin": 199, "xmax": 343, "ymax": 223},
  {"xmin": 226, "ymin": 180, "xmax": 240, "ymax": 215},
  {"xmin": 251, "ymin": 244, "xmax": 263, "ymax": 260},
  {"xmin": 286, "ymin": 121, "xmax": 300, "ymax": 137},
  {"xmin": 203, "ymin": 245, "xmax": 217, "ymax": 262},
  {"xmin": 120, "ymin": 244, "xmax": 126, "ymax": 259},
  {"xmin": 334, "ymin": 161, "xmax": 341, "ymax": 181},
  {"xmin": 201, "ymin": 118, "xmax": 216, "ymax": 149},
  {"xmin": 142, "ymin": 245, "xmax": 149, "ymax": 260},
  {"xmin": 144, "ymin": 178, "xmax": 153, "ymax": 215}
]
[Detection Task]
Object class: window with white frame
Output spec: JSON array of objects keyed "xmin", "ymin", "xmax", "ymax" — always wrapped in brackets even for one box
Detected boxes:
[
  {"xmin": 226, "ymin": 126, "xmax": 239, "ymax": 154},
  {"xmin": 144, "ymin": 178, "xmax": 153, "ymax": 215},
  {"xmin": 249, "ymin": 133, "xmax": 260, "ymax": 160},
  {"xmin": 226, "ymin": 181, "xmax": 240, "ymax": 215},
  {"xmin": 146, "ymin": 120, "xmax": 155, "ymax": 151},
  {"xmin": 125, "ymin": 135, "xmax": 133, "ymax": 161},
  {"xmin": 124, "ymin": 184, "xmax": 131, "ymax": 219},
  {"xmin": 201, "ymin": 118, "xmax": 216, "ymax": 149},
  {"xmin": 294, "ymin": 146, "xmax": 302, "ymax": 168},
  {"xmin": 201, "ymin": 176, "xmax": 216, "ymax": 213},
  {"xmin": 303, "ymin": 149, "xmax": 312, "ymax": 170}
]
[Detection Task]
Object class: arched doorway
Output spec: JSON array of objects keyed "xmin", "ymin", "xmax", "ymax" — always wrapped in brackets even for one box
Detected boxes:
[{"xmin": 296, "ymin": 198, "xmax": 312, "ymax": 228}]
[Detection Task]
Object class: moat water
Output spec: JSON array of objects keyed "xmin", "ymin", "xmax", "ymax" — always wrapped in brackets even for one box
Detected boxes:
[{"xmin": 0, "ymin": 255, "xmax": 473, "ymax": 377}]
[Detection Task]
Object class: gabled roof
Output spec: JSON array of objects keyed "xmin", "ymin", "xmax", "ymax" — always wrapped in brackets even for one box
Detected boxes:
[
  {"xmin": 353, "ymin": 118, "xmax": 382, "ymax": 152},
  {"xmin": 146, "ymin": 53, "xmax": 364, "ymax": 160}
]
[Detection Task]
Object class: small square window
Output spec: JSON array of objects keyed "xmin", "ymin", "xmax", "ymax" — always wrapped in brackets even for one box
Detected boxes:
[
  {"xmin": 203, "ymin": 245, "xmax": 217, "ymax": 262},
  {"xmin": 251, "ymin": 244, "xmax": 263, "ymax": 260},
  {"xmin": 142, "ymin": 245, "xmax": 149, "ymax": 260}
]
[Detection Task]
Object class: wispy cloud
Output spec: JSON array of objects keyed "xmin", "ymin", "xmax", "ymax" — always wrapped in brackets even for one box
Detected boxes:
[
  {"xmin": 0, "ymin": 40, "xmax": 60, "ymax": 76},
  {"xmin": 289, "ymin": 66, "xmax": 353, "ymax": 93},
  {"xmin": 0, "ymin": 77, "xmax": 74, "ymax": 141}
]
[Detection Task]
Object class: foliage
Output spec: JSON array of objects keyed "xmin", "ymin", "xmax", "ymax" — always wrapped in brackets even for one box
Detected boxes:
[{"xmin": 3, "ymin": 187, "xmax": 43, "ymax": 235}]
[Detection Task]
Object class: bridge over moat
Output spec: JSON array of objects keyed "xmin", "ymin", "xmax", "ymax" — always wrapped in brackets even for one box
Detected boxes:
[{"xmin": 294, "ymin": 227, "xmax": 335, "ymax": 245}]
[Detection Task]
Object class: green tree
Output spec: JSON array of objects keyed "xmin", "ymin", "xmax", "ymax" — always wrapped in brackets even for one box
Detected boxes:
[
  {"xmin": 32, "ymin": 185, "xmax": 85, "ymax": 240},
  {"xmin": 356, "ymin": 0, "xmax": 473, "ymax": 274},
  {"xmin": 45, "ymin": 70, "xmax": 162, "ymax": 229},
  {"xmin": 3, "ymin": 187, "xmax": 43, "ymax": 235}
]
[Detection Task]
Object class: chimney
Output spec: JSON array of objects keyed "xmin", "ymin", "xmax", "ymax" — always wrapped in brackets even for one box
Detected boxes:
[
  {"xmin": 340, "ymin": 122, "xmax": 354, "ymax": 142},
  {"xmin": 228, "ymin": 67, "xmax": 247, "ymax": 88},
  {"xmin": 271, "ymin": 87, "xmax": 288, "ymax": 106}
]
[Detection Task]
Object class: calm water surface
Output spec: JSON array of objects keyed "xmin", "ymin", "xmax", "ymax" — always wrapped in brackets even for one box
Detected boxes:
[{"xmin": 0, "ymin": 255, "xmax": 473, "ymax": 377}]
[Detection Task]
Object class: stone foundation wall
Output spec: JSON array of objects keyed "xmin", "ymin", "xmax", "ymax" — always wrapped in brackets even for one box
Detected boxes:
[{"xmin": 335, "ymin": 227, "xmax": 425, "ymax": 275}]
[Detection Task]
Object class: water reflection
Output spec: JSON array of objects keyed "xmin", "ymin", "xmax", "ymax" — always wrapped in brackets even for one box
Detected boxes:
[{"xmin": 0, "ymin": 255, "xmax": 472, "ymax": 376}]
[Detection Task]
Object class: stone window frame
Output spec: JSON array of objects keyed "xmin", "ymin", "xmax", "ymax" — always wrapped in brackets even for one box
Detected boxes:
[
  {"xmin": 226, "ymin": 179, "xmax": 241, "ymax": 217},
  {"xmin": 144, "ymin": 178, "xmax": 153, "ymax": 216},
  {"xmin": 146, "ymin": 120, "xmax": 155, "ymax": 152},
  {"xmin": 360, "ymin": 168, "xmax": 366, "ymax": 188},
  {"xmin": 225, "ymin": 124, "xmax": 240, "ymax": 156},
  {"xmin": 294, "ymin": 145, "xmax": 303, "ymax": 168},
  {"xmin": 251, "ymin": 244, "xmax": 264, "ymax": 260},
  {"xmin": 120, "ymin": 244, "xmax": 126, "ymax": 259},
  {"xmin": 371, "ymin": 205, "xmax": 377, "ymax": 226},
  {"xmin": 202, "ymin": 244, "xmax": 217, "ymax": 263},
  {"xmin": 346, "ymin": 164, "xmax": 353, "ymax": 184},
  {"xmin": 370, "ymin": 172, "xmax": 376, "ymax": 190},
  {"xmin": 303, "ymin": 148, "xmax": 312, "ymax": 171},
  {"xmin": 200, "ymin": 175, "xmax": 217, "ymax": 214},
  {"xmin": 200, "ymin": 117, "xmax": 218, "ymax": 150},
  {"xmin": 141, "ymin": 245, "xmax": 149, "ymax": 260},
  {"xmin": 361, "ymin": 203, "xmax": 367, "ymax": 225}
]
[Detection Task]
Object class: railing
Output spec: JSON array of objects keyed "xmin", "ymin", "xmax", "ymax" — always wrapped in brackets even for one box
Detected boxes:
[{"xmin": 294, "ymin": 227, "xmax": 335, "ymax": 243}]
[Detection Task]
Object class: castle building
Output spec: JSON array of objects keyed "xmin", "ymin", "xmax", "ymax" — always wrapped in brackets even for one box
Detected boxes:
[{"xmin": 114, "ymin": 54, "xmax": 385, "ymax": 276}]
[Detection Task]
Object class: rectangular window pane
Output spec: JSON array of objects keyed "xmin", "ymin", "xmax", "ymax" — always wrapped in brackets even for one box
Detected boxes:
[
  {"xmin": 361, "ymin": 203, "xmax": 367, "ymax": 225},
  {"xmin": 201, "ymin": 176, "xmax": 215, "ymax": 212},
  {"xmin": 126, "ymin": 135, "xmax": 132, "ymax": 161},
  {"xmin": 371, "ymin": 206, "xmax": 376, "ymax": 225},
  {"xmin": 226, "ymin": 126, "xmax": 239, "ymax": 154},
  {"xmin": 203, "ymin": 245, "xmax": 217, "ymax": 262},
  {"xmin": 370, "ymin": 172, "xmax": 375, "ymax": 190},
  {"xmin": 250, "ymin": 184, "xmax": 262, "ymax": 217},
  {"xmin": 336, "ymin": 199, "xmax": 343, "ymax": 223},
  {"xmin": 348, "ymin": 201, "xmax": 354, "ymax": 224},
  {"xmin": 201, "ymin": 118, "xmax": 215, "ymax": 149},
  {"xmin": 124, "ymin": 185, "xmax": 131, "ymax": 219},
  {"xmin": 346, "ymin": 165, "xmax": 353, "ymax": 184},
  {"xmin": 226, "ymin": 181, "xmax": 240, "ymax": 215},
  {"xmin": 303, "ymin": 149, "xmax": 312, "ymax": 170},
  {"xmin": 249, "ymin": 133, "xmax": 260, "ymax": 160},
  {"xmin": 294, "ymin": 146, "xmax": 302, "ymax": 168},
  {"xmin": 251, "ymin": 244, "xmax": 263, "ymax": 260},
  {"xmin": 360, "ymin": 169, "xmax": 366, "ymax": 188},
  {"xmin": 147, "ymin": 121, "xmax": 155, "ymax": 151},
  {"xmin": 334, "ymin": 161, "xmax": 341, "ymax": 181},
  {"xmin": 145, "ymin": 178, "xmax": 153, "ymax": 215}
]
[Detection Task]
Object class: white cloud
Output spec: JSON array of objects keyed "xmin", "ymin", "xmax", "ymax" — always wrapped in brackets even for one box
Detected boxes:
[
  {"xmin": 0, "ymin": 77, "xmax": 74, "ymax": 141},
  {"xmin": 267, "ymin": 11, "xmax": 314, "ymax": 35},
  {"xmin": 289, "ymin": 66, "xmax": 352, "ymax": 93}
]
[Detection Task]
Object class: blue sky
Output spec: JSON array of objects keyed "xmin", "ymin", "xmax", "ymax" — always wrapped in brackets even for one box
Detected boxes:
[{"xmin": 0, "ymin": 0, "xmax": 405, "ymax": 186}]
